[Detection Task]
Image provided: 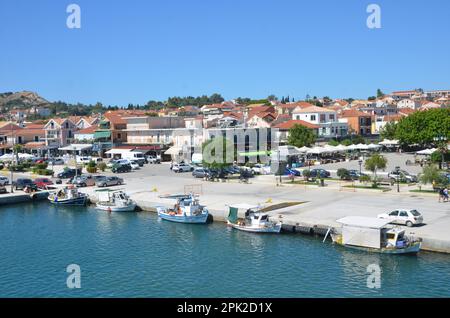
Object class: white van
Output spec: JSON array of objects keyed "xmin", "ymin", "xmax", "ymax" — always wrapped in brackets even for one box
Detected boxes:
[{"xmin": 121, "ymin": 152, "xmax": 145, "ymax": 165}]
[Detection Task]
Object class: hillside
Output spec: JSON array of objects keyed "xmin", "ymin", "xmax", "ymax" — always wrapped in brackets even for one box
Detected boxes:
[{"xmin": 0, "ymin": 91, "xmax": 50, "ymax": 109}]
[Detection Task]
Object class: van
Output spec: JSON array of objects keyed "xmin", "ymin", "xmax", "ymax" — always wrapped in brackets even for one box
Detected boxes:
[{"xmin": 121, "ymin": 152, "xmax": 145, "ymax": 165}]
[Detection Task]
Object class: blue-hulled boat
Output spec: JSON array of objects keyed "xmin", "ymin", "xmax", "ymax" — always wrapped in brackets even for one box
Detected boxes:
[
  {"xmin": 157, "ymin": 194, "xmax": 209, "ymax": 224},
  {"xmin": 48, "ymin": 186, "xmax": 88, "ymax": 206}
]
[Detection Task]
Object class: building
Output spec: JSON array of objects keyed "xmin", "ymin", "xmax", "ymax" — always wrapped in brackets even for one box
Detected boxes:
[
  {"xmin": 340, "ymin": 109, "xmax": 372, "ymax": 135},
  {"xmin": 44, "ymin": 118, "xmax": 77, "ymax": 147},
  {"xmin": 292, "ymin": 106, "xmax": 348, "ymax": 138},
  {"xmin": 272, "ymin": 120, "xmax": 319, "ymax": 144},
  {"xmin": 397, "ymin": 99, "xmax": 421, "ymax": 110}
]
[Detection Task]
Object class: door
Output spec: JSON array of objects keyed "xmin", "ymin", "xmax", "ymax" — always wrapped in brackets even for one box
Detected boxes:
[
  {"xmin": 398, "ymin": 210, "xmax": 409, "ymax": 225},
  {"xmin": 388, "ymin": 210, "xmax": 399, "ymax": 223}
]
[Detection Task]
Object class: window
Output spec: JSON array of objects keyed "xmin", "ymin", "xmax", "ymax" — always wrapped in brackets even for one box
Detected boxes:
[
  {"xmin": 117, "ymin": 133, "xmax": 122, "ymax": 139},
  {"xmin": 399, "ymin": 211, "xmax": 408, "ymax": 217},
  {"xmin": 296, "ymin": 115, "xmax": 300, "ymax": 120},
  {"xmin": 329, "ymin": 114, "xmax": 335, "ymax": 121},
  {"xmin": 320, "ymin": 114, "xmax": 326, "ymax": 123},
  {"xmin": 310, "ymin": 115, "xmax": 316, "ymax": 121},
  {"xmin": 389, "ymin": 210, "xmax": 399, "ymax": 216}
]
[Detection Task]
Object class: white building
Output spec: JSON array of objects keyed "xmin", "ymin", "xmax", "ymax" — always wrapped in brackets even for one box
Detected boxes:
[
  {"xmin": 397, "ymin": 99, "xmax": 421, "ymax": 110},
  {"xmin": 292, "ymin": 106, "xmax": 348, "ymax": 138}
]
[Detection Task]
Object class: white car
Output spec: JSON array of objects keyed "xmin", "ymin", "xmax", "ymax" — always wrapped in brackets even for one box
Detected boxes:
[
  {"xmin": 130, "ymin": 160, "xmax": 140, "ymax": 170},
  {"xmin": 107, "ymin": 159, "xmax": 130, "ymax": 168},
  {"xmin": 251, "ymin": 164, "xmax": 271, "ymax": 175},
  {"xmin": 76, "ymin": 156, "xmax": 92, "ymax": 164},
  {"xmin": 172, "ymin": 163, "xmax": 194, "ymax": 173},
  {"xmin": 0, "ymin": 176, "xmax": 9, "ymax": 186},
  {"xmin": 377, "ymin": 209, "xmax": 424, "ymax": 227}
]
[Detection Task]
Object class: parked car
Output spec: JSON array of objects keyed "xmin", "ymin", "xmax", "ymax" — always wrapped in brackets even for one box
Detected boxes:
[
  {"xmin": 309, "ymin": 169, "xmax": 331, "ymax": 178},
  {"xmin": 72, "ymin": 175, "xmax": 96, "ymax": 187},
  {"xmin": 48, "ymin": 158, "xmax": 65, "ymax": 165},
  {"xmin": 34, "ymin": 178, "xmax": 54, "ymax": 189},
  {"xmin": 112, "ymin": 163, "xmax": 132, "ymax": 173},
  {"xmin": 251, "ymin": 164, "xmax": 271, "ymax": 175},
  {"xmin": 285, "ymin": 168, "xmax": 301, "ymax": 176},
  {"xmin": 14, "ymin": 178, "xmax": 37, "ymax": 191},
  {"xmin": 0, "ymin": 185, "xmax": 7, "ymax": 194},
  {"xmin": 348, "ymin": 170, "xmax": 367, "ymax": 179},
  {"xmin": 76, "ymin": 156, "xmax": 92, "ymax": 165},
  {"xmin": 388, "ymin": 170, "xmax": 418, "ymax": 183},
  {"xmin": 146, "ymin": 155, "xmax": 161, "ymax": 164},
  {"xmin": 130, "ymin": 160, "xmax": 140, "ymax": 170},
  {"xmin": 192, "ymin": 167, "xmax": 210, "ymax": 178},
  {"xmin": 57, "ymin": 168, "xmax": 83, "ymax": 179},
  {"xmin": 172, "ymin": 163, "xmax": 194, "ymax": 173},
  {"xmin": 107, "ymin": 159, "xmax": 120, "ymax": 168},
  {"xmin": 377, "ymin": 209, "xmax": 424, "ymax": 227},
  {"xmin": 0, "ymin": 176, "xmax": 9, "ymax": 186},
  {"xmin": 96, "ymin": 176, "xmax": 124, "ymax": 187}
]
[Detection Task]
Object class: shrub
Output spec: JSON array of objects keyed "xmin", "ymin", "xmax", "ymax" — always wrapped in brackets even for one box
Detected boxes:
[
  {"xmin": 9, "ymin": 164, "xmax": 25, "ymax": 172},
  {"xmin": 35, "ymin": 162, "xmax": 48, "ymax": 170},
  {"xmin": 97, "ymin": 162, "xmax": 107, "ymax": 172},
  {"xmin": 337, "ymin": 168, "xmax": 350, "ymax": 180},
  {"xmin": 86, "ymin": 166, "xmax": 97, "ymax": 173},
  {"xmin": 359, "ymin": 175, "xmax": 371, "ymax": 183},
  {"xmin": 302, "ymin": 169, "xmax": 311, "ymax": 180},
  {"xmin": 35, "ymin": 169, "xmax": 54, "ymax": 176}
]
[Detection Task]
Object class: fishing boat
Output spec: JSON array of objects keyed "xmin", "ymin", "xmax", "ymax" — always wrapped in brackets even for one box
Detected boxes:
[
  {"xmin": 95, "ymin": 189, "xmax": 137, "ymax": 212},
  {"xmin": 227, "ymin": 203, "xmax": 282, "ymax": 233},
  {"xmin": 48, "ymin": 186, "xmax": 88, "ymax": 206},
  {"xmin": 157, "ymin": 194, "xmax": 209, "ymax": 223},
  {"xmin": 327, "ymin": 216, "xmax": 421, "ymax": 254}
]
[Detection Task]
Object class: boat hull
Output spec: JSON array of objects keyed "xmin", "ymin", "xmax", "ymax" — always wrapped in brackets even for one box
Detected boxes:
[
  {"xmin": 48, "ymin": 195, "xmax": 87, "ymax": 206},
  {"xmin": 228, "ymin": 222, "xmax": 282, "ymax": 233},
  {"xmin": 96, "ymin": 202, "xmax": 137, "ymax": 212},
  {"xmin": 331, "ymin": 233, "xmax": 421, "ymax": 254},
  {"xmin": 157, "ymin": 209, "xmax": 208, "ymax": 224}
]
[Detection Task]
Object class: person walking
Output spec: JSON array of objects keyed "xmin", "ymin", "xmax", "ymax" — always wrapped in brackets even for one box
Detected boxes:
[
  {"xmin": 438, "ymin": 187, "xmax": 444, "ymax": 203},
  {"xmin": 444, "ymin": 187, "xmax": 449, "ymax": 203}
]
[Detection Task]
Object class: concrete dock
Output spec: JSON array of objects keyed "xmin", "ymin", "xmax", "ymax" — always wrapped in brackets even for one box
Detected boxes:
[{"xmin": 2, "ymin": 160, "xmax": 450, "ymax": 254}]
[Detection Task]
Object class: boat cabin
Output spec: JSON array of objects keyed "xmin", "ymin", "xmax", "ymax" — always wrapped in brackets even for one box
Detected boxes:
[{"xmin": 336, "ymin": 216, "xmax": 403, "ymax": 249}]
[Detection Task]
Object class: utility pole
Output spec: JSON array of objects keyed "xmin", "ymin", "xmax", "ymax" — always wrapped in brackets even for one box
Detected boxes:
[{"xmin": 10, "ymin": 116, "xmax": 14, "ymax": 193}]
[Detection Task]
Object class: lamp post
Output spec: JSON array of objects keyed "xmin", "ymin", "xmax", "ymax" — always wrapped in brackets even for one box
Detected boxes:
[
  {"xmin": 433, "ymin": 135, "xmax": 448, "ymax": 170},
  {"xmin": 278, "ymin": 149, "xmax": 282, "ymax": 185},
  {"xmin": 395, "ymin": 165, "xmax": 400, "ymax": 193},
  {"xmin": 358, "ymin": 159, "xmax": 363, "ymax": 175}
]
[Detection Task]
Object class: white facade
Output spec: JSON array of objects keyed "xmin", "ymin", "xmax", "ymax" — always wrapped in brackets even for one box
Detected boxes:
[
  {"xmin": 292, "ymin": 107, "xmax": 348, "ymax": 137},
  {"xmin": 397, "ymin": 99, "xmax": 421, "ymax": 109}
]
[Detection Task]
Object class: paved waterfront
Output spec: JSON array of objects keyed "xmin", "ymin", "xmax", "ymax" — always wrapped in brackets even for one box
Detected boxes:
[{"xmin": 2, "ymin": 155, "xmax": 449, "ymax": 252}]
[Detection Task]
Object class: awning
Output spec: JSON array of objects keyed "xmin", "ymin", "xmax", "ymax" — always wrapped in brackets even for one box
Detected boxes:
[
  {"xmin": 164, "ymin": 146, "xmax": 182, "ymax": 155},
  {"xmin": 238, "ymin": 150, "xmax": 271, "ymax": 157},
  {"xmin": 58, "ymin": 144, "xmax": 93, "ymax": 151},
  {"xmin": 93, "ymin": 130, "xmax": 111, "ymax": 139}
]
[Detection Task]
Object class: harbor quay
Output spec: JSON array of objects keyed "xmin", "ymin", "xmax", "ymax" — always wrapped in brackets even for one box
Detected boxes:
[{"xmin": 12, "ymin": 161, "xmax": 443, "ymax": 254}]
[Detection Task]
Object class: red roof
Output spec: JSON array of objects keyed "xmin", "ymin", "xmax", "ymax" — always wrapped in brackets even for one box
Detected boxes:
[
  {"xmin": 76, "ymin": 125, "xmax": 98, "ymax": 134},
  {"xmin": 273, "ymin": 119, "xmax": 319, "ymax": 130},
  {"xmin": 341, "ymin": 109, "xmax": 371, "ymax": 117}
]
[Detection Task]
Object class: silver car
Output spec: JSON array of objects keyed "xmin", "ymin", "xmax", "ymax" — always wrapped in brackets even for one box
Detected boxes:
[
  {"xmin": 0, "ymin": 176, "xmax": 9, "ymax": 186},
  {"xmin": 96, "ymin": 176, "xmax": 124, "ymax": 187}
]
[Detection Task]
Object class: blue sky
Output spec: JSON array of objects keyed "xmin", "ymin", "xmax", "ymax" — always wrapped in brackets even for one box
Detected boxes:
[{"xmin": 0, "ymin": 0, "xmax": 449, "ymax": 105}]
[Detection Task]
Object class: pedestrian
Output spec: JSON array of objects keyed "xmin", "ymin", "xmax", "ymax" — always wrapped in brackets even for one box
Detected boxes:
[
  {"xmin": 438, "ymin": 187, "xmax": 444, "ymax": 203},
  {"xmin": 170, "ymin": 160, "xmax": 173, "ymax": 170},
  {"xmin": 444, "ymin": 187, "xmax": 449, "ymax": 202}
]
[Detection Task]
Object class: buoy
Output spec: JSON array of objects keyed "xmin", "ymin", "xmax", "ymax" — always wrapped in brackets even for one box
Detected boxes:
[
  {"xmin": 266, "ymin": 198, "xmax": 272, "ymax": 204},
  {"xmin": 151, "ymin": 187, "xmax": 158, "ymax": 192}
]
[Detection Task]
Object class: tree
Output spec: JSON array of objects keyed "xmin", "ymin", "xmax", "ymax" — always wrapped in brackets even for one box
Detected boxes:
[
  {"xmin": 202, "ymin": 137, "xmax": 234, "ymax": 170},
  {"xmin": 377, "ymin": 89, "xmax": 384, "ymax": 98},
  {"xmin": 287, "ymin": 124, "xmax": 316, "ymax": 148},
  {"xmin": 419, "ymin": 165, "xmax": 447, "ymax": 187},
  {"xmin": 368, "ymin": 96, "xmax": 376, "ymax": 101},
  {"xmin": 337, "ymin": 168, "xmax": 350, "ymax": 180},
  {"xmin": 380, "ymin": 122, "xmax": 398, "ymax": 140},
  {"xmin": 267, "ymin": 95, "xmax": 278, "ymax": 102},
  {"xmin": 395, "ymin": 108, "xmax": 450, "ymax": 147},
  {"xmin": 364, "ymin": 154, "xmax": 388, "ymax": 186}
]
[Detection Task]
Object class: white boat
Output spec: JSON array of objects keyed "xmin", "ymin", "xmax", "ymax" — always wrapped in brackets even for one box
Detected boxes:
[
  {"xmin": 328, "ymin": 216, "xmax": 421, "ymax": 254},
  {"xmin": 157, "ymin": 194, "xmax": 209, "ymax": 224},
  {"xmin": 227, "ymin": 203, "xmax": 282, "ymax": 233},
  {"xmin": 95, "ymin": 189, "xmax": 137, "ymax": 212},
  {"xmin": 48, "ymin": 186, "xmax": 88, "ymax": 206}
]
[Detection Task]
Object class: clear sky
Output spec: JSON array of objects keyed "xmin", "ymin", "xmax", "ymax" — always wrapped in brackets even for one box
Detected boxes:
[{"xmin": 0, "ymin": 0, "xmax": 449, "ymax": 105}]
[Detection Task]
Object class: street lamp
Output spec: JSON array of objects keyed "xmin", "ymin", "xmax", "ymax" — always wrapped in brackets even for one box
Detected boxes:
[
  {"xmin": 395, "ymin": 165, "xmax": 400, "ymax": 193},
  {"xmin": 358, "ymin": 159, "xmax": 363, "ymax": 175},
  {"xmin": 433, "ymin": 135, "xmax": 448, "ymax": 170}
]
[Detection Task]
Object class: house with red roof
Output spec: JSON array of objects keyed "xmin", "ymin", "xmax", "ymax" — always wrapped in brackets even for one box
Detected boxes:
[
  {"xmin": 292, "ymin": 106, "xmax": 348, "ymax": 138},
  {"xmin": 340, "ymin": 109, "xmax": 372, "ymax": 135}
]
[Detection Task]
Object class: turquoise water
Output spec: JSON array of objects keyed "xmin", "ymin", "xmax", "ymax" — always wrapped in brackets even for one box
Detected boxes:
[{"xmin": 1, "ymin": 202, "xmax": 450, "ymax": 298}]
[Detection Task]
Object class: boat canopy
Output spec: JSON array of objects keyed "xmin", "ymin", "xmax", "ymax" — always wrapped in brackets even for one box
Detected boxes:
[
  {"xmin": 336, "ymin": 216, "xmax": 390, "ymax": 229},
  {"xmin": 228, "ymin": 203, "xmax": 260, "ymax": 210}
]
